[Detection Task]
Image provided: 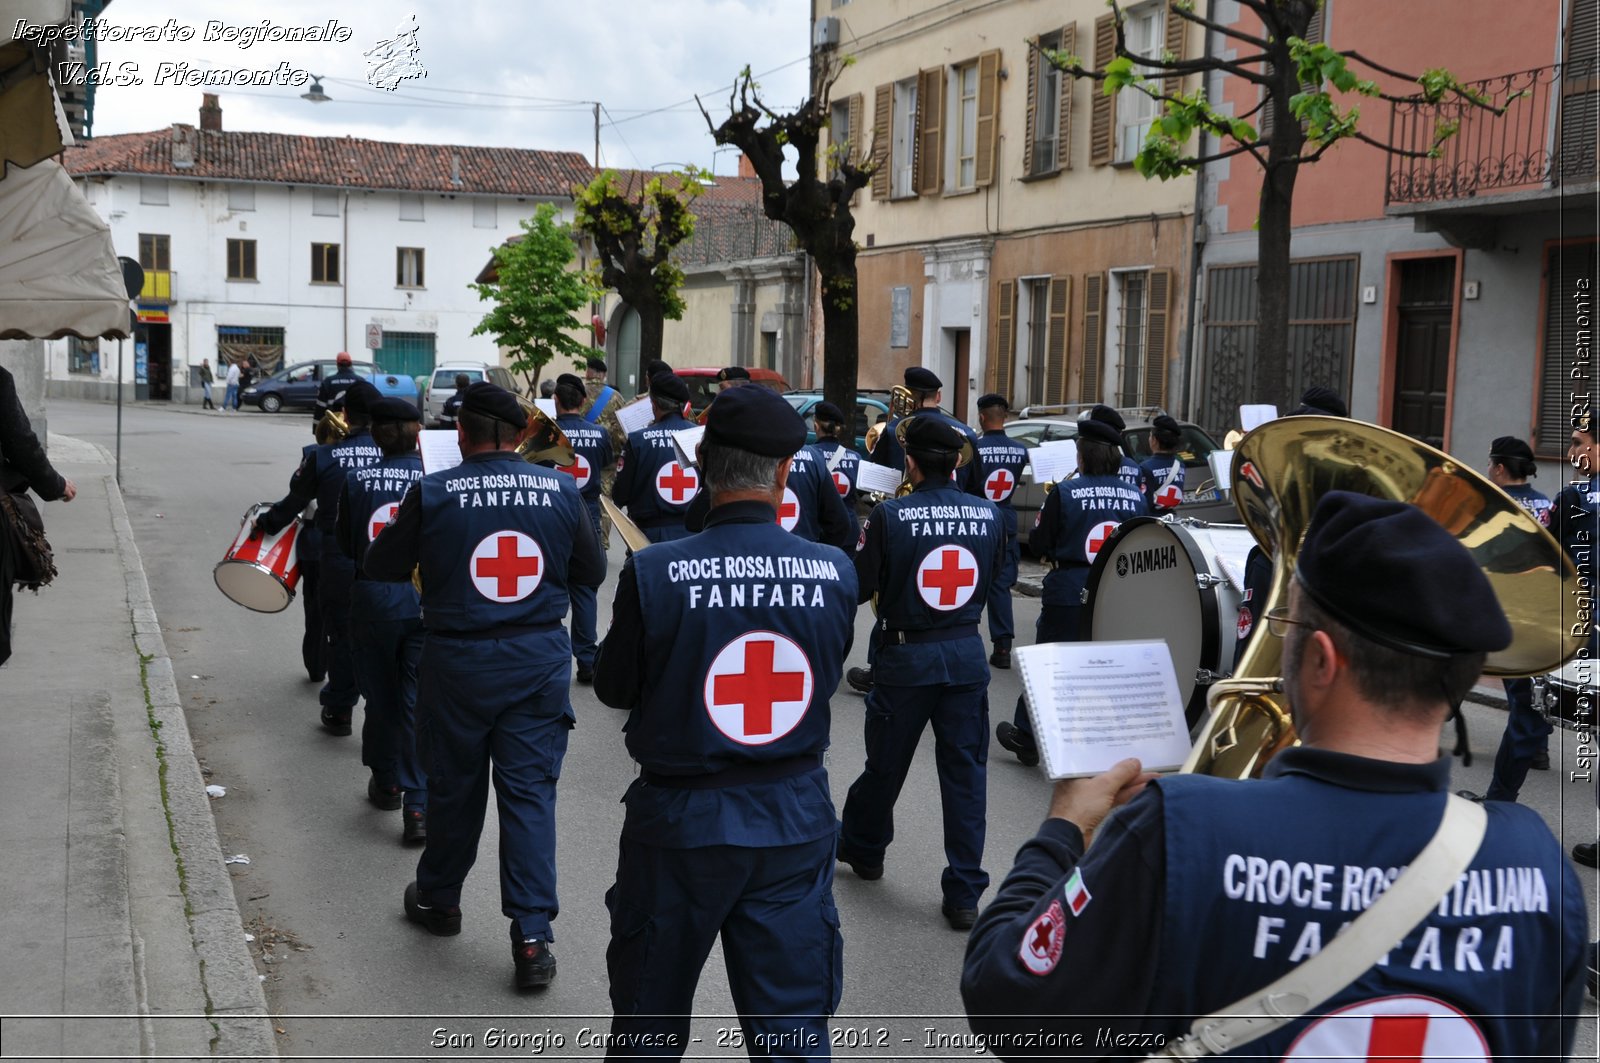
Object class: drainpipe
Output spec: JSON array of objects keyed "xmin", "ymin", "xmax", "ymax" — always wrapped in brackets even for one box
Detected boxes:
[
  {"xmin": 1180, "ymin": 15, "xmax": 1216, "ymax": 422},
  {"xmin": 342, "ymin": 190, "xmax": 350, "ymax": 353}
]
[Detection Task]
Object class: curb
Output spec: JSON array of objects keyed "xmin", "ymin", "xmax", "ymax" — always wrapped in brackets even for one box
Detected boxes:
[{"xmin": 105, "ymin": 473, "xmax": 280, "ymax": 1059}]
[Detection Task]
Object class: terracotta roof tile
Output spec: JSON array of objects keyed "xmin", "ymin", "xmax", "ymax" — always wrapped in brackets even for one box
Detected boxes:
[{"xmin": 62, "ymin": 127, "xmax": 592, "ymax": 198}]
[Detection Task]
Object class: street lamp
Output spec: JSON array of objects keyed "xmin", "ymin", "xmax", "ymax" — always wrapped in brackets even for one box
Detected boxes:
[{"xmin": 301, "ymin": 75, "xmax": 331, "ymax": 103}]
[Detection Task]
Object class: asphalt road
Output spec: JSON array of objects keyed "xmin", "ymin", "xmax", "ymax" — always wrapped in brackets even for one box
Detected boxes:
[{"xmin": 47, "ymin": 399, "xmax": 1598, "ymax": 1060}]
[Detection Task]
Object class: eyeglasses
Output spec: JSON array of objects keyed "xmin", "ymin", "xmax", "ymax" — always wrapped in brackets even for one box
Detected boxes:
[{"xmin": 1263, "ymin": 607, "xmax": 1314, "ymax": 638}]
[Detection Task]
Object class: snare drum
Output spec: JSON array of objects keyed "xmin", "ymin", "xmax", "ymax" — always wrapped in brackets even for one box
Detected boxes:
[
  {"xmin": 1534, "ymin": 660, "xmax": 1600, "ymax": 734},
  {"xmin": 1083, "ymin": 516, "xmax": 1256, "ymax": 724},
  {"xmin": 214, "ymin": 503, "xmax": 302, "ymax": 613}
]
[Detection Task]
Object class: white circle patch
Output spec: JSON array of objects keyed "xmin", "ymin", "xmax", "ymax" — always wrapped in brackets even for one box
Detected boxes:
[
  {"xmin": 1019, "ymin": 899, "xmax": 1066, "ymax": 976},
  {"xmin": 1084, "ymin": 521, "xmax": 1120, "ymax": 563},
  {"xmin": 654, "ymin": 461, "xmax": 699, "ymax": 505},
  {"xmin": 368, "ymin": 502, "xmax": 400, "ymax": 543},
  {"xmin": 917, "ymin": 545, "xmax": 980, "ymax": 611},
  {"xmin": 558, "ymin": 452, "xmax": 593, "ymax": 491},
  {"xmin": 1282, "ymin": 995, "xmax": 1489, "ymax": 1063},
  {"xmin": 776, "ymin": 487, "xmax": 802, "ymax": 532},
  {"xmin": 1155, "ymin": 483, "xmax": 1183, "ymax": 508},
  {"xmin": 832, "ymin": 470, "xmax": 851, "ymax": 496},
  {"xmin": 985, "ymin": 468, "xmax": 1017, "ymax": 502},
  {"xmin": 703, "ymin": 631, "xmax": 814, "ymax": 745},
  {"xmin": 469, "ymin": 531, "xmax": 545, "ymax": 603}
]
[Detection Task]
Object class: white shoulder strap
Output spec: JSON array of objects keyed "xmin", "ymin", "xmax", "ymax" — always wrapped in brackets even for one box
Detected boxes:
[{"xmin": 1151, "ymin": 794, "xmax": 1487, "ymax": 1061}]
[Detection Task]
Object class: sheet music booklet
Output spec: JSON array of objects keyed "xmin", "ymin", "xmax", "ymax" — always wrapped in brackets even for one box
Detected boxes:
[{"xmin": 1014, "ymin": 639, "xmax": 1192, "ymax": 779}]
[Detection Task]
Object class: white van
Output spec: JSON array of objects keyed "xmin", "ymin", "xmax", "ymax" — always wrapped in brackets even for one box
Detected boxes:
[{"xmin": 423, "ymin": 362, "xmax": 518, "ymax": 426}]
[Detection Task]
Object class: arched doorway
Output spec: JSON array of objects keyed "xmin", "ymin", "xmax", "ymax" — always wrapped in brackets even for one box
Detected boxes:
[{"xmin": 609, "ymin": 304, "xmax": 642, "ymax": 395}]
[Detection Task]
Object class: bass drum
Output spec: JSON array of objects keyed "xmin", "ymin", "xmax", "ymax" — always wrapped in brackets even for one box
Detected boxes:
[
  {"xmin": 1533, "ymin": 660, "xmax": 1599, "ymax": 734},
  {"xmin": 1082, "ymin": 516, "xmax": 1256, "ymax": 727},
  {"xmin": 214, "ymin": 503, "xmax": 302, "ymax": 613}
]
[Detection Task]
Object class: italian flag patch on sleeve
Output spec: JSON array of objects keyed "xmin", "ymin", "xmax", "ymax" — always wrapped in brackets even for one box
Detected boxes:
[{"xmin": 1063, "ymin": 868, "xmax": 1091, "ymax": 916}]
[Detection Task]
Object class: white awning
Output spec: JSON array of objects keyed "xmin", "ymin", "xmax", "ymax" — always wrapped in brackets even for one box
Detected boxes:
[{"xmin": 0, "ymin": 158, "xmax": 129, "ymax": 340}]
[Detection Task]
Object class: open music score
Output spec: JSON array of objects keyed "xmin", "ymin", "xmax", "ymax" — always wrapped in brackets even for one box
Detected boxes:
[
  {"xmin": 672, "ymin": 425, "xmax": 706, "ymax": 468},
  {"xmin": 614, "ymin": 396, "xmax": 655, "ymax": 437},
  {"xmin": 1027, "ymin": 439, "xmax": 1078, "ymax": 485},
  {"xmin": 418, "ymin": 429, "xmax": 464, "ymax": 474},
  {"xmin": 1014, "ymin": 640, "xmax": 1191, "ymax": 779},
  {"xmin": 855, "ymin": 462, "xmax": 904, "ymax": 496}
]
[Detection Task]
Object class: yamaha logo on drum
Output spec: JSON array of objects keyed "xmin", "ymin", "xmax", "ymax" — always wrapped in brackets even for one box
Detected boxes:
[{"xmin": 1116, "ymin": 545, "xmax": 1179, "ymax": 579}]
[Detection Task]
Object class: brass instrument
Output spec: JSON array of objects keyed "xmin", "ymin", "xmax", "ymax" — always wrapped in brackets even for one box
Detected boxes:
[
  {"xmin": 1186, "ymin": 416, "xmax": 1585, "ymax": 780},
  {"xmin": 513, "ymin": 395, "xmax": 577, "ymax": 468},
  {"xmin": 864, "ymin": 384, "xmax": 917, "ymax": 456},
  {"xmin": 314, "ymin": 409, "xmax": 349, "ymax": 445}
]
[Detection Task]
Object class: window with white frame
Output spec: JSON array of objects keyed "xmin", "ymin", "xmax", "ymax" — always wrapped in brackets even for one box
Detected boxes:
[
  {"xmin": 140, "ymin": 178, "xmax": 168, "ymax": 206},
  {"xmin": 228, "ymin": 184, "xmax": 255, "ymax": 211},
  {"xmin": 951, "ymin": 60, "xmax": 980, "ymax": 189},
  {"xmin": 891, "ymin": 77, "xmax": 918, "ymax": 198},
  {"xmin": 312, "ymin": 190, "xmax": 340, "ymax": 217},
  {"xmin": 1116, "ymin": 4, "xmax": 1164, "ymax": 163},
  {"xmin": 473, "ymin": 198, "xmax": 496, "ymax": 228},
  {"xmin": 1110, "ymin": 269, "xmax": 1151, "ymax": 405},
  {"xmin": 398, "ymin": 193, "xmax": 424, "ymax": 221}
]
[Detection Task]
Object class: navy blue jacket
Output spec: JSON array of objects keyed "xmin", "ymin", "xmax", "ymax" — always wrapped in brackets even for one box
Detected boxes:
[
  {"xmin": 258, "ymin": 430, "xmax": 383, "ymax": 544},
  {"xmin": 337, "ymin": 452, "xmax": 424, "ymax": 617},
  {"xmin": 869, "ymin": 408, "xmax": 987, "ymax": 498},
  {"xmin": 810, "ymin": 438, "xmax": 861, "ymax": 509},
  {"xmin": 1031, "ymin": 473, "xmax": 1149, "ymax": 608},
  {"xmin": 613, "ymin": 413, "xmax": 701, "ymax": 529},
  {"xmin": 1138, "ymin": 453, "xmax": 1186, "ymax": 511},
  {"xmin": 555, "ymin": 412, "xmax": 615, "ymax": 502},
  {"xmin": 976, "ymin": 429, "xmax": 1030, "ymax": 539}
]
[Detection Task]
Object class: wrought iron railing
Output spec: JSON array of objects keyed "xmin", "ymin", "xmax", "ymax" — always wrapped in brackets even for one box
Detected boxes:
[
  {"xmin": 675, "ymin": 204, "xmax": 796, "ymax": 268},
  {"xmin": 1385, "ymin": 59, "xmax": 1599, "ymax": 205}
]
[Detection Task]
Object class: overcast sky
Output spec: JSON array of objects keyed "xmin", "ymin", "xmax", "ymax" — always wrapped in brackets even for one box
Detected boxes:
[{"xmin": 68, "ymin": 2, "xmax": 812, "ymax": 174}]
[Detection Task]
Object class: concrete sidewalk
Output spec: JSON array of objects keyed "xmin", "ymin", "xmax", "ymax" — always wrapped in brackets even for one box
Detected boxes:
[{"xmin": 0, "ymin": 434, "xmax": 276, "ymax": 1059}]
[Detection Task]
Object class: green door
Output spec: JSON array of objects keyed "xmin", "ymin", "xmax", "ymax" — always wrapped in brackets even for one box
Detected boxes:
[{"xmin": 375, "ymin": 331, "xmax": 437, "ymax": 380}]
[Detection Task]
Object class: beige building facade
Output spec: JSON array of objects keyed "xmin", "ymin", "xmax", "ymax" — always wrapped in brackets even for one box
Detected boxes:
[{"xmin": 817, "ymin": 0, "xmax": 1202, "ymax": 421}]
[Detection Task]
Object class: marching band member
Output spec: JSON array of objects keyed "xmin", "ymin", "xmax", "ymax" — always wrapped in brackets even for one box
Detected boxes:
[
  {"xmin": 612, "ymin": 372, "xmax": 700, "ymax": 544},
  {"xmin": 1138, "ymin": 414, "xmax": 1187, "ymax": 513},
  {"xmin": 809, "ymin": 401, "xmax": 860, "ymax": 510},
  {"xmin": 1084, "ymin": 405, "xmax": 1143, "ymax": 491},
  {"xmin": 974, "ymin": 394, "xmax": 1029, "ymax": 670},
  {"xmin": 366, "ymin": 382, "xmax": 605, "ymax": 990},
  {"xmin": 594, "ymin": 385, "xmax": 856, "ymax": 1055},
  {"xmin": 581, "ymin": 357, "xmax": 625, "ymax": 549},
  {"xmin": 962, "ymin": 492, "xmax": 1585, "ymax": 1059},
  {"xmin": 995, "ymin": 418, "xmax": 1147, "ymax": 768},
  {"xmin": 838, "ymin": 416, "xmax": 1004, "ymax": 930},
  {"xmin": 554, "ymin": 372, "xmax": 614, "ymax": 684},
  {"xmin": 869, "ymin": 366, "xmax": 987, "ymax": 498}
]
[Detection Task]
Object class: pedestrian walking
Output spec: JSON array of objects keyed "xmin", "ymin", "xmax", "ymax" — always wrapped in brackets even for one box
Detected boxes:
[{"xmin": 199, "ymin": 359, "xmax": 216, "ymax": 410}]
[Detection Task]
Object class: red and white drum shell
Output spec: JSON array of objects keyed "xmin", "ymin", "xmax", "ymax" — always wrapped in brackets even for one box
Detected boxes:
[{"xmin": 214, "ymin": 503, "xmax": 302, "ymax": 613}]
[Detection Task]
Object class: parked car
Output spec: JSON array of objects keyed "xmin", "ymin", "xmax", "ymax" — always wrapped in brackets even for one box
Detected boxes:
[
  {"xmin": 1004, "ymin": 408, "xmax": 1236, "ymax": 548},
  {"xmin": 241, "ymin": 359, "xmax": 418, "ymax": 413},
  {"xmin": 421, "ymin": 362, "xmax": 518, "ymax": 426},
  {"xmin": 783, "ymin": 390, "xmax": 894, "ymax": 454},
  {"xmin": 674, "ymin": 367, "xmax": 789, "ymax": 417}
]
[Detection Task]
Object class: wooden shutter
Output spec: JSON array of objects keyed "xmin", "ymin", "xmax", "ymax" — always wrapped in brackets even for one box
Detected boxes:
[
  {"xmin": 1046, "ymin": 275, "xmax": 1072, "ymax": 403},
  {"xmin": 847, "ymin": 93, "xmax": 864, "ymax": 166},
  {"xmin": 1162, "ymin": 2, "xmax": 1187, "ymax": 98},
  {"xmin": 975, "ymin": 49, "xmax": 1002, "ymax": 187},
  {"xmin": 915, "ymin": 66, "xmax": 946, "ymax": 195},
  {"xmin": 991, "ymin": 279, "xmax": 1017, "ymax": 394},
  {"xmin": 1058, "ymin": 23, "xmax": 1076, "ymax": 170},
  {"xmin": 1023, "ymin": 41, "xmax": 1040, "ymax": 178},
  {"xmin": 871, "ymin": 83, "xmax": 892, "ymax": 200},
  {"xmin": 1144, "ymin": 268, "xmax": 1173, "ymax": 407},
  {"xmin": 1090, "ymin": 14, "xmax": 1117, "ymax": 166},
  {"xmin": 1079, "ymin": 272, "xmax": 1106, "ymax": 402}
]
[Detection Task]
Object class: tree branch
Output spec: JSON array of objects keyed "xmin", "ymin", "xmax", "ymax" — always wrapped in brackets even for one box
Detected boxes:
[
  {"xmin": 1171, "ymin": 3, "xmax": 1272, "ymax": 51},
  {"xmin": 1348, "ymin": 129, "xmax": 1442, "ymax": 160},
  {"xmin": 1339, "ymin": 49, "xmax": 1421, "ymax": 84}
]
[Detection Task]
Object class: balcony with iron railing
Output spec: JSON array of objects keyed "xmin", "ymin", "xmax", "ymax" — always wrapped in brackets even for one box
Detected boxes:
[{"xmin": 1385, "ymin": 58, "xmax": 1598, "ymax": 208}]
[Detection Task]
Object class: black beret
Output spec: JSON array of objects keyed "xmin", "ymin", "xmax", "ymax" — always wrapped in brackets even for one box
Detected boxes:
[
  {"xmin": 1078, "ymin": 418, "xmax": 1123, "ymax": 447},
  {"xmin": 1296, "ymin": 491, "xmax": 1510, "ymax": 657},
  {"xmin": 704, "ymin": 384, "xmax": 807, "ymax": 457},
  {"xmin": 586, "ymin": 356, "xmax": 607, "ymax": 373},
  {"xmin": 1152, "ymin": 414, "xmax": 1183, "ymax": 444},
  {"xmin": 905, "ymin": 366, "xmax": 942, "ymax": 391},
  {"xmin": 1490, "ymin": 436, "xmax": 1534, "ymax": 464},
  {"xmin": 556, "ymin": 373, "xmax": 585, "ymax": 393},
  {"xmin": 717, "ymin": 365, "xmax": 751, "ymax": 382},
  {"xmin": 1292, "ymin": 386, "xmax": 1349, "ymax": 418},
  {"xmin": 461, "ymin": 381, "xmax": 527, "ymax": 429},
  {"xmin": 977, "ymin": 393, "xmax": 1010, "ymax": 411},
  {"xmin": 649, "ymin": 371, "xmax": 690, "ymax": 405},
  {"xmin": 369, "ymin": 397, "xmax": 421, "ymax": 423},
  {"xmin": 813, "ymin": 401, "xmax": 846, "ymax": 424},
  {"xmin": 339, "ymin": 380, "xmax": 382, "ymax": 416},
  {"xmin": 1088, "ymin": 404, "xmax": 1126, "ymax": 431},
  {"xmin": 902, "ymin": 413, "xmax": 965, "ymax": 455}
]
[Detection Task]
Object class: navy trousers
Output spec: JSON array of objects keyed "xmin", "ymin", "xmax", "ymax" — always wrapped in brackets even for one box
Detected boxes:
[
  {"xmin": 569, "ymin": 498, "xmax": 602, "ymax": 669},
  {"xmin": 1485, "ymin": 677, "xmax": 1553, "ymax": 802},
  {"xmin": 605, "ymin": 833, "xmax": 841, "ymax": 1061},
  {"xmin": 839, "ymin": 681, "xmax": 990, "ymax": 908},
  {"xmin": 348, "ymin": 586, "xmax": 427, "ymax": 809},
  {"xmin": 986, "ymin": 526, "xmax": 1019, "ymax": 647},
  {"xmin": 415, "ymin": 631, "xmax": 572, "ymax": 940},
  {"xmin": 1012, "ymin": 604, "xmax": 1081, "ymax": 737},
  {"xmin": 317, "ymin": 549, "xmax": 360, "ymax": 712}
]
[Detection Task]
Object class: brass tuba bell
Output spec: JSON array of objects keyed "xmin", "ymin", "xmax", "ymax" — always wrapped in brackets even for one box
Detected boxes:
[
  {"xmin": 1186, "ymin": 416, "xmax": 1586, "ymax": 780},
  {"xmin": 865, "ymin": 384, "xmax": 918, "ymax": 456},
  {"xmin": 314, "ymin": 409, "xmax": 350, "ymax": 445},
  {"xmin": 513, "ymin": 395, "xmax": 577, "ymax": 468}
]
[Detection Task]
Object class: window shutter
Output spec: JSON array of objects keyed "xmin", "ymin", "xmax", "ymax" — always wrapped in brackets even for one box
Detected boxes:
[
  {"xmin": 1305, "ymin": 4, "xmax": 1326, "ymax": 44},
  {"xmin": 1571, "ymin": 0, "xmax": 1600, "ymax": 63},
  {"xmin": 1144, "ymin": 268, "xmax": 1173, "ymax": 407},
  {"xmin": 1058, "ymin": 23, "xmax": 1077, "ymax": 170},
  {"xmin": 1162, "ymin": 2, "xmax": 1187, "ymax": 98},
  {"xmin": 915, "ymin": 66, "xmax": 946, "ymax": 195},
  {"xmin": 872, "ymin": 84, "xmax": 892, "ymax": 200},
  {"xmin": 1080, "ymin": 271, "xmax": 1106, "ymax": 402},
  {"xmin": 847, "ymin": 93, "xmax": 864, "ymax": 167},
  {"xmin": 1090, "ymin": 15, "xmax": 1117, "ymax": 166},
  {"xmin": 1046, "ymin": 275, "xmax": 1073, "ymax": 403},
  {"xmin": 975, "ymin": 49, "xmax": 1002, "ymax": 187},
  {"xmin": 1023, "ymin": 41, "xmax": 1040, "ymax": 178},
  {"xmin": 1538, "ymin": 241, "xmax": 1600, "ymax": 454},
  {"xmin": 991, "ymin": 280, "xmax": 1017, "ymax": 394}
]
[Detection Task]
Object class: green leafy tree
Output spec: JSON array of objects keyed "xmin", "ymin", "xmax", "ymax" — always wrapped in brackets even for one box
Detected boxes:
[
  {"xmin": 699, "ymin": 59, "xmax": 872, "ymax": 421},
  {"xmin": 1050, "ymin": 0, "xmax": 1501, "ymax": 413},
  {"xmin": 470, "ymin": 202, "xmax": 596, "ymax": 394},
  {"xmin": 573, "ymin": 168, "xmax": 705, "ymax": 367}
]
